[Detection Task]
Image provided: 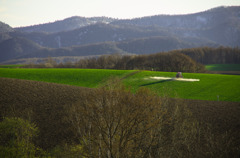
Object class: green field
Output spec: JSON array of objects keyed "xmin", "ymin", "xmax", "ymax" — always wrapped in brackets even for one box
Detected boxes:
[
  {"xmin": 206, "ymin": 64, "xmax": 240, "ymax": 71},
  {"xmin": 0, "ymin": 68, "xmax": 134, "ymax": 88},
  {"xmin": 123, "ymin": 71, "xmax": 240, "ymax": 102},
  {"xmin": 0, "ymin": 68, "xmax": 239, "ymax": 102}
]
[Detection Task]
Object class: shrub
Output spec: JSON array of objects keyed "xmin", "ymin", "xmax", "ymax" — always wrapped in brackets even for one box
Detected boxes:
[{"xmin": 0, "ymin": 117, "xmax": 38, "ymax": 157}]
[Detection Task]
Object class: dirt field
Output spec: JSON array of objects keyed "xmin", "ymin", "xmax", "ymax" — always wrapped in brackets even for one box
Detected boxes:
[{"xmin": 0, "ymin": 77, "xmax": 90, "ymax": 148}]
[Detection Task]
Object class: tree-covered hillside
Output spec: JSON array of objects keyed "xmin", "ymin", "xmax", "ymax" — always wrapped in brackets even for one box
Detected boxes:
[{"xmin": 0, "ymin": 6, "xmax": 239, "ymax": 64}]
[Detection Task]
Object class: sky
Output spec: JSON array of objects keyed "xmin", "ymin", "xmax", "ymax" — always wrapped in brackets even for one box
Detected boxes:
[{"xmin": 0, "ymin": 0, "xmax": 240, "ymax": 27}]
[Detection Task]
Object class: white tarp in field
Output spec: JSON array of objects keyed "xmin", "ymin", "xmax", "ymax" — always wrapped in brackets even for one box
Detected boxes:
[{"xmin": 147, "ymin": 76, "xmax": 200, "ymax": 82}]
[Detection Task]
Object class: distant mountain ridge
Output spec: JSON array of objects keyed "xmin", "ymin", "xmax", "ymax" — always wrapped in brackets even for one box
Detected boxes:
[
  {"xmin": 12, "ymin": 6, "xmax": 240, "ymax": 48},
  {"xmin": 11, "ymin": 23, "xmax": 173, "ymax": 48},
  {"xmin": 0, "ymin": 37, "xmax": 42, "ymax": 63},
  {"xmin": 112, "ymin": 6, "xmax": 240, "ymax": 28},
  {"xmin": 0, "ymin": 6, "xmax": 240, "ymax": 64},
  {"xmin": 15, "ymin": 16, "xmax": 115, "ymax": 33},
  {"xmin": 0, "ymin": 36, "xmax": 196, "ymax": 64},
  {"xmin": 0, "ymin": 21, "xmax": 14, "ymax": 33},
  {"xmin": 112, "ymin": 6, "xmax": 240, "ymax": 47}
]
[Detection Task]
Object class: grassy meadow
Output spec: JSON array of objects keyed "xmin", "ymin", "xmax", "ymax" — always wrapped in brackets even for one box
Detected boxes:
[
  {"xmin": 0, "ymin": 68, "xmax": 239, "ymax": 102},
  {"xmin": 206, "ymin": 64, "xmax": 240, "ymax": 71},
  {"xmin": 0, "ymin": 68, "xmax": 134, "ymax": 88},
  {"xmin": 123, "ymin": 71, "xmax": 240, "ymax": 102}
]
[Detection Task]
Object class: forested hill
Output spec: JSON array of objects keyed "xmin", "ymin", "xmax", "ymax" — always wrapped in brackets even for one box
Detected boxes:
[
  {"xmin": 19, "ymin": 47, "xmax": 240, "ymax": 72},
  {"xmin": 15, "ymin": 16, "xmax": 115, "ymax": 33},
  {"xmin": 13, "ymin": 6, "xmax": 240, "ymax": 48},
  {"xmin": 112, "ymin": 6, "xmax": 240, "ymax": 29},
  {"xmin": 174, "ymin": 47, "xmax": 240, "ymax": 64},
  {"xmin": 0, "ymin": 21, "xmax": 14, "ymax": 33},
  {"xmin": 0, "ymin": 6, "xmax": 239, "ymax": 64}
]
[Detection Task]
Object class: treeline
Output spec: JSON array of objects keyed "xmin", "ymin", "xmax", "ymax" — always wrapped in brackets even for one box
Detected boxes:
[
  {"xmin": 178, "ymin": 47, "xmax": 240, "ymax": 64},
  {"xmin": 74, "ymin": 52, "xmax": 205, "ymax": 72},
  {"xmin": 25, "ymin": 47, "xmax": 240, "ymax": 72},
  {"xmin": 26, "ymin": 52, "xmax": 206, "ymax": 73}
]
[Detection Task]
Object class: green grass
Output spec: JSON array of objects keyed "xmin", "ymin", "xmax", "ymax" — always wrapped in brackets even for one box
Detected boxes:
[
  {"xmin": 206, "ymin": 64, "xmax": 240, "ymax": 71},
  {"xmin": 0, "ymin": 68, "xmax": 239, "ymax": 102},
  {"xmin": 0, "ymin": 68, "xmax": 134, "ymax": 88},
  {"xmin": 123, "ymin": 71, "xmax": 240, "ymax": 102}
]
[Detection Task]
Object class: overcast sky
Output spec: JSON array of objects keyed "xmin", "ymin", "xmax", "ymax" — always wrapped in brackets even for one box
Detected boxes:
[{"xmin": 0, "ymin": 0, "xmax": 240, "ymax": 27}]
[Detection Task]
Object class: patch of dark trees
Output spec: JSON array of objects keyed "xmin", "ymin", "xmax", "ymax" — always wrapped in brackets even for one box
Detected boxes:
[
  {"xmin": 77, "ymin": 52, "xmax": 205, "ymax": 72},
  {"xmin": 25, "ymin": 47, "xmax": 240, "ymax": 73},
  {"xmin": 26, "ymin": 52, "xmax": 205, "ymax": 72},
  {"xmin": 179, "ymin": 46, "xmax": 240, "ymax": 64}
]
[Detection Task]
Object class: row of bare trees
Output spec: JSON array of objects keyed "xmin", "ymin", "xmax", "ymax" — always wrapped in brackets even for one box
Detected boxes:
[
  {"xmin": 65, "ymin": 80, "xmax": 239, "ymax": 157},
  {"xmin": 69, "ymin": 46, "xmax": 240, "ymax": 70},
  {"xmin": 24, "ymin": 46, "xmax": 240, "ymax": 71},
  {"xmin": 76, "ymin": 52, "xmax": 205, "ymax": 72},
  {"xmin": 26, "ymin": 52, "xmax": 205, "ymax": 72},
  {"xmin": 178, "ymin": 46, "xmax": 240, "ymax": 64},
  {"xmin": 69, "ymin": 84, "xmax": 164, "ymax": 157}
]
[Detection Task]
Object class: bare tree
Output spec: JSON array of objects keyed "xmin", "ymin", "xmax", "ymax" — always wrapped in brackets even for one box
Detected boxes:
[{"xmin": 68, "ymin": 81, "xmax": 166, "ymax": 158}]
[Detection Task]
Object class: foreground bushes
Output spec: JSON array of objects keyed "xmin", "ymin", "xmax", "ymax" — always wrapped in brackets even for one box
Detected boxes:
[
  {"xmin": 65, "ymin": 81, "xmax": 240, "ymax": 157},
  {"xmin": 68, "ymin": 83, "xmax": 165, "ymax": 157},
  {"xmin": 0, "ymin": 117, "xmax": 39, "ymax": 157},
  {"xmin": 0, "ymin": 79, "xmax": 239, "ymax": 157}
]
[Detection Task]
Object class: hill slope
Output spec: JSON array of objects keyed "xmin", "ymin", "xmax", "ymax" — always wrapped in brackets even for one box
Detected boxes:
[
  {"xmin": 15, "ymin": 16, "xmax": 115, "ymax": 33},
  {"xmin": 0, "ymin": 68, "xmax": 239, "ymax": 102},
  {"xmin": 0, "ymin": 6, "xmax": 239, "ymax": 64},
  {"xmin": 112, "ymin": 6, "xmax": 240, "ymax": 47},
  {"xmin": 0, "ymin": 36, "xmax": 205, "ymax": 64},
  {"xmin": 0, "ymin": 21, "xmax": 14, "ymax": 33},
  {"xmin": 0, "ymin": 77, "xmax": 89, "ymax": 148},
  {"xmin": 0, "ymin": 37, "xmax": 42, "ymax": 62},
  {"xmin": 12, "ymin": 23, "xmax": 173, "ymax": 48},
  {"xmin": 0, "ymin": 77, "xmax": 239, "ymax": 150},
  {"xmin": 15, "ymin": 6, "xmax": 240, "ymax": 48}
]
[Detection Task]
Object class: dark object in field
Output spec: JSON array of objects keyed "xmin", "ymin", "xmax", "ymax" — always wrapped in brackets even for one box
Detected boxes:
[{"xmin": 176, "ymin": 72, "xmax": 183, "ymax": 78}]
